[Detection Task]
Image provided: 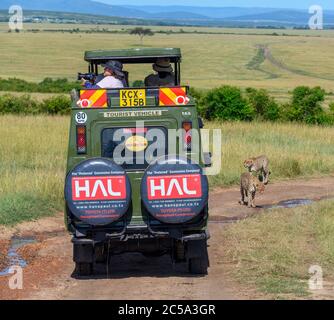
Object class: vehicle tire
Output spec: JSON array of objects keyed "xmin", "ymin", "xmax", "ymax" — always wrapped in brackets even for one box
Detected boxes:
[
  {"xmin": 75, "ymin": 262, "xmax": 93, "ymax": 276},
  {"xmin": 188, "ymin": 257, "xmax": 209, "ymax": 275}
]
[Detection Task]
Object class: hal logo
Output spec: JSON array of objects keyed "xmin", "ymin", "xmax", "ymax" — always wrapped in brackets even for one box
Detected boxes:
[
  {"xmin": 147, "ymin": 174, "xmax": 202, "ymax": 200},
  {"xmin": 72, "ymin": 176, "xmax": 126, "ymax": 201}
]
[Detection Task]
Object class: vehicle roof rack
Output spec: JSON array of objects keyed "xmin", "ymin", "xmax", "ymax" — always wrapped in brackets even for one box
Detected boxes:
[{"xmin": 84, "ymin": 48, "xmax": 182, "ymax": 64}]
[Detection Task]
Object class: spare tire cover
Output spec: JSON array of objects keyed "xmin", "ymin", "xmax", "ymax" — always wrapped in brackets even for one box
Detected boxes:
[
  {"xmin": 141, "ymin": 156, "xmax": 209, "ymax": 224},
  {"xmin": 65, "ymin": 158, "xmax": 131, "ymax": 226}
]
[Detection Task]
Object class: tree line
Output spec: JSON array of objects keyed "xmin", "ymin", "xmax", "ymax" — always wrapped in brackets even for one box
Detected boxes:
[{"xmin": 0, "ymin": 80, "xmax": 333, "ymax": 125}]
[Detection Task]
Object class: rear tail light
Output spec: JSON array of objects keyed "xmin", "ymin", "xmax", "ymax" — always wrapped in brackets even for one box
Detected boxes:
[
  {"xmin": 76, "ymin": 125, "xmax": 87, "ymax": 154},
  {"xmin": 182, "ymin": 121, "xmax": 192, "ymax": 151}
]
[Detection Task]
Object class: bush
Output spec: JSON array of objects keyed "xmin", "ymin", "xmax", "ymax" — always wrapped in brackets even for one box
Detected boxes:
[
  {"xmin": 38, "ymin": 78, "xmax": 81, "ymax": 93},
  {"xmin": 0, "ymin": 77, "xmax": 81, "ymax": 94},
  {"xmin": 188, "ymin": 87, "xmax": 206, "ymax": 117},
  {"xmin": 132, "ymin": 80, "xmax": 145, "ymax": 87},
  {"xmin": 40, "ymin": 95, "xmax": 71, "ymax": 115},
  {"xmin": 283, "ymin": 86, "xmax": 331, "ymax": 125},
  {"xmin": 246, "ymin": 88, "xmax": 280, "ymax": 121},
  {"xmin": 0, "ymin": 94, "xmax": 39, "ymax": 114},
  {"xmin": 204, "ymin": 86, "xmax": 255, "ymax": 121},
  {"xmin": 0, "ymin": 94, "xmax": 71, "ymax": 115}
]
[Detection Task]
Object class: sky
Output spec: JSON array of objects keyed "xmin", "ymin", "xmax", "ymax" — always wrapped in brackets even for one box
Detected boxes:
[{"xmin": 96, "ymin": 0, "xmax": 334, "ymax": 10}]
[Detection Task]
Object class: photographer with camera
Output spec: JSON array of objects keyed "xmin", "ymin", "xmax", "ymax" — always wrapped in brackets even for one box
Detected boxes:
[{"xmin": 81, "ymin": 60, "xmax": 125, "ymax": 89}]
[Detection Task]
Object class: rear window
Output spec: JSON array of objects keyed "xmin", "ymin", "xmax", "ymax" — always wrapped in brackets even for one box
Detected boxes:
[{"xmin": 102, "ymin": 127, "xmax": 168, "ymax": 171}]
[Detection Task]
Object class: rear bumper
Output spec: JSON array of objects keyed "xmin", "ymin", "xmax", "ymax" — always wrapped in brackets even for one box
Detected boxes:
[
  {"xmin": 72, "ymin": 225, "xmax": 210, "ymax": 244},
  {"xmin": 71, "ymin": 228, "xmax": 210, "ymax": 264}
]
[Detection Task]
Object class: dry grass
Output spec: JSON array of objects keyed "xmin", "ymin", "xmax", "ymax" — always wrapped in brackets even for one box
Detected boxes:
[
  {"xmin": 222, "ymin": 199, "xmax": 334, "ymax": 299},
  {"xmin": 207, "ymin": 121, "xmax": 334, "ymax": 187},
  {"xmin": 0, "ymin": 91, "xmax": 62, "ymax": 101},
  {"xmin": 0, "ymin": 115, "xmax": 69, "ymax": 225},
  {"xmin": 1, "ymin": 23, "xmax": 334, "ymax": 97},
  {"xmin": 0, "ymin": 116, "xmax": 333, "ymax": 225}
]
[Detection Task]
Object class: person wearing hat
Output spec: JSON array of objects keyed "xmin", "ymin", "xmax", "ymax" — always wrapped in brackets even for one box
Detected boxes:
[
  {"xmin": 144, "ymin": 58, "xmax": 175, "ymax": 87},
  {"xmin": 82, "ymin": 60, "xmax": 125, "ymax": 89}
]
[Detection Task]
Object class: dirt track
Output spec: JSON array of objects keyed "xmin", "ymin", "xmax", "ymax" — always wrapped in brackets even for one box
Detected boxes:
[
  {"xmin": 256, "ymin": 44, "xmax": 334, "ymax": 81},
  {"xmin": 1, "ymin": 176, "xmax": 334, "ymax": 300}
]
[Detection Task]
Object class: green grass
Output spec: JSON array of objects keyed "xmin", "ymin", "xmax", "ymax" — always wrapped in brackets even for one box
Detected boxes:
[
  {"xmin": 0, "ymin": 115, "xmax": 69, "ymax": 226},
  {"xmin": 207, "ymin": 121, "xmax": 334, "ymax": 188},
  {"xmin": 0, "ymin": 116, "xmax": 333, "ymax": 226},
  {"xmin": 0, "ymin": 193, "xmax": 56, "ymax": 225},
  {"xmin": 222, "ymin": 199, "xmax": 334, "ymax": 299}
]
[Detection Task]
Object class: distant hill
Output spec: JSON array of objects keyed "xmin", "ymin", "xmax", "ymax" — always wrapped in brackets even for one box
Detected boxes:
[
  {"xmin": 225, "ymin": 9, "xmax": 334, "ymax": 25},
  {"xmin": 1, "ymin": 1, "xmax": 333, "ymax": 27},
  {"xmin": 0, "ymin": 0, "xmax": 149, "ymax": 18},
  {"xmin": 0, "ymin": 9, "xmax": 150, "ymax": 26},
  {"xmin": 123, "ymin": 5, "xmax": 278, "ymax": 19}
]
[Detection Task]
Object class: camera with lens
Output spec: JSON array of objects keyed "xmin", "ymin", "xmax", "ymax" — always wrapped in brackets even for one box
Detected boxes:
[{"xmin": 77, "ymin": 73, "xmax": 96, "ymax": 82}]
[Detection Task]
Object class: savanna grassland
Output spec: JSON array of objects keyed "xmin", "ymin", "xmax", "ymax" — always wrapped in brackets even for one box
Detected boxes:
[
  {"xmin": 222, "ymin": 198, "xmax": 334, "ymax": 298},
  {"xmin": 1, "ymin": 23, "xmax": 334, "ymax": 103},
  {"xmin": 2, "ymin": 23, "xmax": 334, "ymax": 226},
  {"xmin": 0, "ymin": 116, "xmax": 333, "ymax": 226},
  {"xmin": 1, "ymin": 23, "xmax": 334, "ymax": 299},
  {"xmin": 0, "ymin": 115, "xmax": 69, "ymax": 225}
]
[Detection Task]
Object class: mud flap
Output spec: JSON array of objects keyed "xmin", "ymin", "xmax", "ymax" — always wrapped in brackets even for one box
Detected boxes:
[
  {"xmin": 72, "ymin": 238, "xmax": 94, "ymax": 263},
  {"xmin": 186, "ymin": 239, "xmax": 209, "ymax": 264},
  {"xmin": 186, "ymin": 239, "xmax": 210, "ymax": 274}
]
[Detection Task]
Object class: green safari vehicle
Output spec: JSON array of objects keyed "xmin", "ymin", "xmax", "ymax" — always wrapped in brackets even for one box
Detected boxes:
[{"xmin": 65, "ymin": 48, "xmax": 211, "ymax": 276}]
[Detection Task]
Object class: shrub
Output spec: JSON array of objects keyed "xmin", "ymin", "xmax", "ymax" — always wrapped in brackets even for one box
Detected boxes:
[
  {"xmin": 0, "ymin": 77, "xmax": 80, "ymax": 94},
  {"xmin": 40, "ymin": 95, "xmax": 71, "ymax": 115},
  {"xmin": 246, "ymin": 88, "xmax": 281, "ymax": 121},
  {"xmin": 132, "ymin": 80, "xmax": 145, "ymax": 87},
  {"xmin": 0, "ymin": 94, "xmax": 71, "ymax": 115},
  {"xmin": 283, "ymin": 86, "xmax": 331, "ymax": 125},
  {"xmin": 0, "ymin": 94, "xmax": 39, "ymax": 114},
  {"xmin": 38, "ymin": 78, "xmax": 80, "ymax": 93},
  {"xmin": 329, "ymin": 102, "xmax": 334, "ymax": 113},
  {"xmin": 204, "ymin": 86, "xmax": 255, "ymax": 121},
  {"xmin": 188, "ymin": 87, "xmax": 206, "ymax": 117}
]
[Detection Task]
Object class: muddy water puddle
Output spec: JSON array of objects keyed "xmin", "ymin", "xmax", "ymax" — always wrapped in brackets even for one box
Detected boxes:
[
  {"xmin": 262, "ymin": 199, "xmax": 314, "ymax": 210},
  {"xmin": 0, "ymin": 237, "xmax": 36, "ymax": 276},
  {"xmin": 209, "ymin": 198, "xmax": 316, "ymax": 225}
]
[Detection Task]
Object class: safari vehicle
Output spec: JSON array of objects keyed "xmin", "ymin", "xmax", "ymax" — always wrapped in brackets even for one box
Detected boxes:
[{"xmin": 65, "ymin": 48, "xmax": 211, "ymax": 276}]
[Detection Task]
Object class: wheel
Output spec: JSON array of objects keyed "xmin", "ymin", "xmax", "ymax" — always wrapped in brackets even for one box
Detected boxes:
[
  {"xmin": 189, "ymin": 257, "xmax": 209, "ymax": 275},
  {"xmin": 75, "ymin": 262, "xmax": 93, "ymax": 276}
]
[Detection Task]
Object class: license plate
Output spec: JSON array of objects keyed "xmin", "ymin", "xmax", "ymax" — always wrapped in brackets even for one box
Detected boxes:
[{"xmin": 120, "ymin": 89, "xmax": 146, "ymax": 107}]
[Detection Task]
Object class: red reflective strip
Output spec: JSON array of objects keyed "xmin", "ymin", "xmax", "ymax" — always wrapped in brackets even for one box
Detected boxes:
[
  {"xmin": 93, "ymin": 91, "xmax": 107, "ymax": 107},
  {"xmin": 80, "ymin": 90, "xmax": 94, "ymax": 100},
  {"xmin": 170, "ymin": 87, "xmax": 186, "ymax": 97},
  {"xmin": 159, "ymin": 90, "xmax": 176, "ymax": 106}
]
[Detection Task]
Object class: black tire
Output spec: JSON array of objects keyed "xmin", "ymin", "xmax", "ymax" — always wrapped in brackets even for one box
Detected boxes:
[
  {"xmin": 189, "ymin": 257, "xmax": 209, "ymax": 275},
  {"xmin": 75, "ymin": 262, "xmax": 93, "ymax": 276}
]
